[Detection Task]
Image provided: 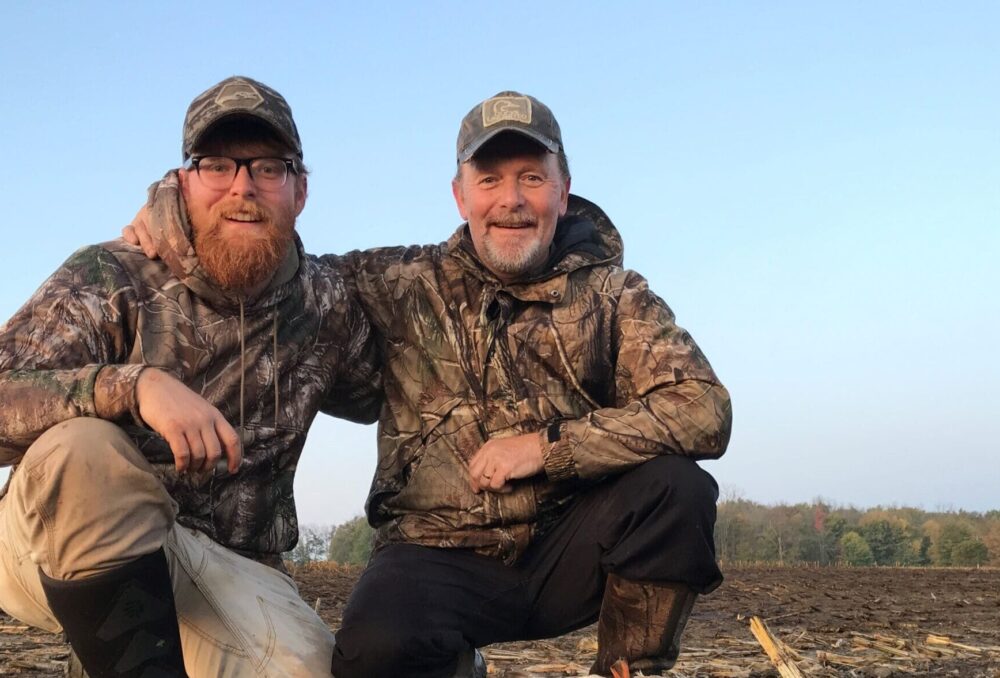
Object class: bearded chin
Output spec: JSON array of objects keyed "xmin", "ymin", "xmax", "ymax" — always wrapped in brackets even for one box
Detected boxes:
[
  {"xmin": 482, "ymin": 236, "xmax": 547, "ymax": 278},
  {"xmin": 193, "ymin": 202, "xmax": 295, "ymax": 292}
]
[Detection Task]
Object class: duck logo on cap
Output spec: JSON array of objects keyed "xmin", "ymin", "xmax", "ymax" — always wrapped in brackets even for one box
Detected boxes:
[
  {"xmin": 483, "ymin": 96, "xmax": 532, "ymax": 127},
  {"xmin": 214, "ymin": 81, "xmax": 265, "ymax": 110}
]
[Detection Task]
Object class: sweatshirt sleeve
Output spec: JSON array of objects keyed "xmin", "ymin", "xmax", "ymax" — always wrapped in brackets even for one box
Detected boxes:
[
  {"xmin": 319, "ymin": 245, "xmax": 430, "ymax": 336},
  {"xmin": 542, "ymin": 270, "xmax": 732, "ymax": 481},
  {"xmin": 0, "ymin": 246, "xmax": 140, "ymax": 463},
  {"xmin": 319, "ymin": 270, "xmax": 383, "ymax": 425}
]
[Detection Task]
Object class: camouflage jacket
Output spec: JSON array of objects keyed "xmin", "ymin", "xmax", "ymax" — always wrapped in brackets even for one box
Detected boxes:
[
  {"xmin": 331, "ymin": 195, "xmax": 731, "ymax": 564},
  {"xmin": 0, "ymin": 175, "xmax": 380, "ymax": 558}
]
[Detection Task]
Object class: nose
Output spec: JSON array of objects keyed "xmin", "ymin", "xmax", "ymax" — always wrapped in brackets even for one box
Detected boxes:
[
  {"xmin": 497, "ymin": 179, "xmax": 524, "ymax": 210},
  {"xmin": 229, "ymin": 164, "xmax": 257, "ymax": 198}
]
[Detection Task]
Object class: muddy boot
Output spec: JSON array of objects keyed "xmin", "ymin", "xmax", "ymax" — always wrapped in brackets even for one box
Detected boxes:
[
  {"xmin": 589, "ymin": 574, "xmax": 697, "ymax": 676},
  {"xmin": 65, "ymin": 649, "xmax": 88, "ymax": 677},
  {"xmin": 41, "ymin": 550, "xmax": 187, "ymax": 678},
  {"xmin": 452, "ymin": 647, "xmax": 486, "ymax": 678}
]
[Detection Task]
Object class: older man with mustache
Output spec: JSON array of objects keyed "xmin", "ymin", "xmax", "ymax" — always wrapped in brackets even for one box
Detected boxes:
[
  {"xmin": 128, "ymin": 90, "xmax": 732, "ymax": 678},
  {"xmin": 0, "ymin": 76, "xmax": 380, "ymax": 677},
  {"xmin": 324, "ymin": 92, "xmax": 732, "ymax": 677}
]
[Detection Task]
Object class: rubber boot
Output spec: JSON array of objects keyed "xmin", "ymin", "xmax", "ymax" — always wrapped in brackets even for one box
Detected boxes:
[
  {"xmin": 65, "ymin": 650, "xmax": 88, "ymax": 677},
  {"xmin": 41, "ymin": 550, "xmax": 187, "ymax": 678},
  {"xmin": 589, "ymin": 574, "xmax": 697, "ymax": 676},
  {"xmin": 452, "ymin": 647, "xmax": 486, "ymax": 678}
]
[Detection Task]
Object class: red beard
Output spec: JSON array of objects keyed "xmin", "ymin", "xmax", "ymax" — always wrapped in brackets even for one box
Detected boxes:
[{"xmin": 193, "ymin": 198, "xmax": 295, "ymax": 292}]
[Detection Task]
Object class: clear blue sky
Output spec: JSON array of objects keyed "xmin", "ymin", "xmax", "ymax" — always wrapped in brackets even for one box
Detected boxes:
[{"xmin": 1, "ymin": 2, "xmax": 997, "ymax": 527}]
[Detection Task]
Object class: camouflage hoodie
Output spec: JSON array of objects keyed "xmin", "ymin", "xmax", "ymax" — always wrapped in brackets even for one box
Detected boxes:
[
  {"xmin": 0, "ymin": 174, "xmax": 380, "ymax": 559},
  {"xmin": 331, "ymin": 195, "xmax": 731, "ymax": 565}
]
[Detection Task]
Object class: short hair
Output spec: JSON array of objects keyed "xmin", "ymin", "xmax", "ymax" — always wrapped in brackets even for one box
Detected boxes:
[
  {"xmin": 455, "ymin": 132, "xmax": 570, "ymax": 183},
  {"xmin": 192, "ymin": 117, "xmax": 309, "ymax": 176}
]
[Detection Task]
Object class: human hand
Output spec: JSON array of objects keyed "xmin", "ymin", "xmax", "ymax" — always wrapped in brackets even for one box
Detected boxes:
[
  {"xmin": 468, "ymin": 432, "xmax": 545, "ymax": 494},
  {"xmin": 122, "ymin": 205, "xmax": 158, "ymax": 259},
  {"xmin": 136, "ymin": 368, "xmax": 242, "ymax": 475}
]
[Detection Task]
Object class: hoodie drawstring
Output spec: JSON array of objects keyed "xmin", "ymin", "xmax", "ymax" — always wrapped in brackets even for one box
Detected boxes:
[
  {"xmin": 237, "ymin": 300, "xmax": 280, "ymax": 441},
  {"xmin": 239, "ymin": 299, "xmax": 246, "ymax": 440},
  {"xmin": 273, "ymin": 312, "xmax": 279, "ymax": 428}
]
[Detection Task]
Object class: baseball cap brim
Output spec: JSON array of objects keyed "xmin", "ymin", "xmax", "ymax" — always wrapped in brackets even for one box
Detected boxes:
[
  {"xmin": 185, "ymin": 110, "xmax": 301, "ymax": 159},
  {"xmin": 458, "ymin": 127, "xmax": 561, "ymax": 164}
]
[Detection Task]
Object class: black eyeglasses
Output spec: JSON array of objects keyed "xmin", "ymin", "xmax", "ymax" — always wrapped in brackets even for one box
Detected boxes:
[{"xmin": 188, "ymin": 156, "xmax": 298, "ymax": 190}]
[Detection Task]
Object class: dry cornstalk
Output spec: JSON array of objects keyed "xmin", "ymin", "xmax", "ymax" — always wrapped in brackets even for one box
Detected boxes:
[
  {"xmin": 522, "ymin": 662, "xmax": 587, "ymax": 674},
  {"xmin": 484, "ymin": 649, "xmax": 532, "ymax": 660},
  {"xmin": 925, "ymin": 634, "xmax": 984, "ymax": 654},
  {"xmin": 815, "ymin": 650, "xmax": 868, "ymax": 668},
  {"xmin": 872, "ymin": 632, "xmax": 909, "ymax": 648},
  {"xmin": 749, "ymin": 616, "xmax": 805, "ymax": 678},
  {"xmin": 851, "ymin": 636, "xmax": 914, "ymax": 658}
]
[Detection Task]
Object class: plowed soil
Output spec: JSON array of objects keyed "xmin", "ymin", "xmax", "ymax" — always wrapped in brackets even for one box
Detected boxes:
[{"xmin": 2, "ymin": 564, "xmax": 998, "ymax": 676}]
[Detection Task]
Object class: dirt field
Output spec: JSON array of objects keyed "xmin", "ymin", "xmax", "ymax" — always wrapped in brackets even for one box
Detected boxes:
[{"xmin": 2, "ymin": 564, "xmax": 997, "ymax": 677}]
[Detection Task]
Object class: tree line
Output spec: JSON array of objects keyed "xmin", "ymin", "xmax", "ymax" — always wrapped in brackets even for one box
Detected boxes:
[
  {"xmin": 287, "ymin": 500, "xmax": 997, "ymax": 568},
  {"xmin": 716, "ymin": 498, "xmax": 996, "ymax": 567}
]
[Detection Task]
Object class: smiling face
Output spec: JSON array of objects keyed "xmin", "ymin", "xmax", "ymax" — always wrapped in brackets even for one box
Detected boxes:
[
  {"xmin": 452, "ymin": 136, "xmax": 570, "ymax": 284},
  {"xmin": 180, "ymin": 126, "xmax": 307, "ymax": 293}
]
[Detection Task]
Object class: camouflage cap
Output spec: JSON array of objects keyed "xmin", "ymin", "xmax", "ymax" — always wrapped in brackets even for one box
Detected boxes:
[
  {"xmin": 182, "ymin": 76, "xmax": 303, "ymax": 161},
  {"xmin": 456, "ymin": 91, "xmax": 562, "ymax": 163}
]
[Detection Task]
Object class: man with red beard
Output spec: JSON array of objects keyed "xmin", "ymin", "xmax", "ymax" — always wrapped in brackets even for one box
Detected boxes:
[{"xmin": 0, "ymin": 76, "xmax": 379, "ymax": 676}]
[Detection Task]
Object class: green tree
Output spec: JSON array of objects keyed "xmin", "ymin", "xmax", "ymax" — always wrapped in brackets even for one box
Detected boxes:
[
  {"xmin": 328, "ymin": 516, "xmax": 374, "ymax": 565},
  {"xmin": 915, "ymin": 536, "xmax": 932, "ymax": 566},
  {"xmin": 285, "ymin": 525, "xmax": 332, "ymax": 565},
  {"xmin": 936, "ymin": 523, "xmax": 974, "ymax": 565},
  {"xmin": 860, "ymin": 520, "xmax": 912, "ymax": 565},
  {"xmin": 715, "ymin": 508, "xmax": 753, "ymax": 562},
  {"xmin": 708, "ymin": 500, "xmax": 996, "ymax": 567},
  {"xmin": 840, "ymin": 532, "xmax": 874, "ymax": 566},
  {"xmin": 951, "ymin": 540, "xmax": 989, "ymax": 566},
  {"xmin": 825, "ymin": 515, "xmax": 848, "ymax": 542}
]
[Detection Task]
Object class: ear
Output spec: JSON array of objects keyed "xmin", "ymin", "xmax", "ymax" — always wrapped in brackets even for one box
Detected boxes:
[
  {"xmin": 293, "ymin": 174, "xmax": 308, "ymax": 216},
  {"xmin": 178, "ymin": 168, "xmax": 190, "ymax": 200},
  {"xmin": 558, "ymin": 176, "xmax": 571, "ymax": 217},
  {"xmin": 451, "ymin": 176, "xmax": 468, "ymax": 221}
]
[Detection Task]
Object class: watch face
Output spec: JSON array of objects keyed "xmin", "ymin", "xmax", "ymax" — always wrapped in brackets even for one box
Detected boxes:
[{"xmin": 547, "ymin": 421, "xmax": 562, "ymax": 443}]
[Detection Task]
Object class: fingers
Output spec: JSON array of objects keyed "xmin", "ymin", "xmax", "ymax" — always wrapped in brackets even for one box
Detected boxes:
[
  {"xmin": 138, "ymin": 224, "xmax": 157, "ymax": 259},
  {"xmin": 485, "ymin": 469, "xmax": 510, "ymax": 492},
  {"xmin": 468, "ymin": 439, "xmax": 525, "ymax": 493},
  {"xmin": 469, "ymin": 443, "xmax": 512, "ymax": 494},
  {"xmin": 467, "ymin": 433, "xmax": 544, "ymax": 493},
  {"xmin": 185, "ymin": 412, "xmax": 242, "ymax": 475},
  {"xmin": 467, "ymin": 450, "xmax": 487, "ymax": 492},
  {"xmin": 138, "ymin": 370, "xmax": 239, "ymax": 476},
  {"xmin": 215, "ymin": 416, "xmax": 243, "ymax": 474},
  {"xmin": 163, "ymin": 418, "xmax": 210, "ymax": 474},
  {"xmin": 122, "ymin": 223, "xmax": 139, "ymax": 244},
  {"xmin": 470, "ymin": 458, "xmax": 509, "ymax": 494},
  {"xmin": 185, "ymin": 428, "xmax": 209, "ymax": 473},
  {"xmin": 474, "ymin": 470, "xmax": 513, "ymax": 494},
  {"xmin": 469, "ymin": 462, "xmax": 495, "ymax": 494},
  {"xmin": 163, "ymin": 429, "xmax": 192, "ymax": 474},
  {"xmin": 124, "ymin": 205, "xmax": 158, "ymax": 258},
  {"xmin": 168, "ymin": 420, "xmax": 239, "ymax": 476}
]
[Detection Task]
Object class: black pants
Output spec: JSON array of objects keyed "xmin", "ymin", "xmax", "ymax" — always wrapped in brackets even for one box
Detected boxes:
[{"xmin": 331, "ymin": 455, "xmax": 721, "ymax": 678}]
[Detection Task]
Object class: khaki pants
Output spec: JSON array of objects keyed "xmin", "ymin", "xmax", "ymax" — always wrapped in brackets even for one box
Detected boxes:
[{"xmin": 0, "ymin": 418, "xmax": 335, "ymax": 677}]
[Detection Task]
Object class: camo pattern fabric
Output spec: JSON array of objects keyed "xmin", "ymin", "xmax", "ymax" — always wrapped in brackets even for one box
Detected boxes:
[
  {"xmin": 328, "ymin": 194, "xmax": 732, "ymax": 565},
  {"xmin": 0, "ymin": 175, "xmax": 380, "ymax": 557},
  {"xmin": 182, "ymin": 75, "xmax": 302, "ymax": 160}
]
